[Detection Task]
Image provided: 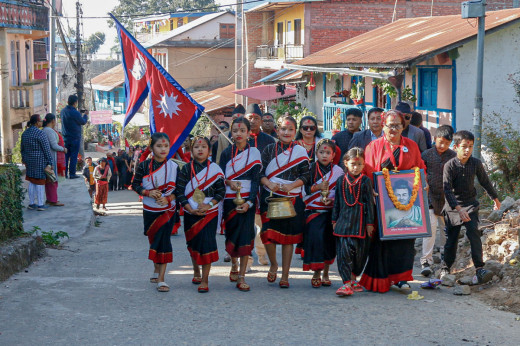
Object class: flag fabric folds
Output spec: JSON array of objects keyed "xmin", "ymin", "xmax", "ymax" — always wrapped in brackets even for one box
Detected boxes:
[{"xmin": 110, "ymin": 13, "xmax": 204, "ymax": 159}]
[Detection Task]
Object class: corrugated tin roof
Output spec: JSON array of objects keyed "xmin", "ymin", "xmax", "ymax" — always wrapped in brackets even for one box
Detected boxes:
[
  {"xmin": 254, "ymin": 68, "xmax": 304, "ymax": 84},
  {"xmin": 89, "ymin": 64, "xmax": 125, "ymax": 91},
  {"xmin": 294, "ymin": 8, "xmax": 520, "ymax": 68},
  {"xmin": 247, "ymin": 0, "xmax": 323, "ymax": 13},
  {"xmin": 143, "ymin": 11, "xmax": 234, "ymax": 48},
  {"xmin": 191, "ymin": 84, "xmax": 236, "ymax": 113}
]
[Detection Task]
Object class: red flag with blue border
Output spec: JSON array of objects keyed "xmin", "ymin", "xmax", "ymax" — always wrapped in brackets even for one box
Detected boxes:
[{"xmin": 110, "ymin": 14, "xmax": 204, "ymax": 159}]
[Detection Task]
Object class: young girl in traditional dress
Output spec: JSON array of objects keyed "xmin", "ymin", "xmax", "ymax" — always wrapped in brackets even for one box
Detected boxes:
[
  {"xmin": 131, "ymin": 133, "xmax": 179, "ymax": 293},
  {"xmin": 177, "ymin": 136, "xmax": 225, "ymax": 293},
  {"xmin": 260, "ymin": 115, "xmax": 310, "ymax": 288},
  {"xmin": 303, "ymin": 139, "xmax": 343, "ymax": 288},
  {"xmin": 219, "ymin": 117, "xmax": 262, "ymax": 291},
  {"xmin": 332, "ymin": 147, "xmax": 375, "ymax": 296},
  {"xmin": 93, "ymin": 158, "xmax": 112, "ymax": 210}
]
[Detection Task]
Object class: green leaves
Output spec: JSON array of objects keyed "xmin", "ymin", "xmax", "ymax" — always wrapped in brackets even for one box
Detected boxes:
[{"xmin": 0, "ymin": 165, "xmax": 24, "ymax": 242}]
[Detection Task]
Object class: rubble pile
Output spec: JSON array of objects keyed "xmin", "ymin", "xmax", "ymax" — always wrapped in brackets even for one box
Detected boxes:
[{"xmin": 451, "ymin": 197, "xmax": 520, "ymax": 313}]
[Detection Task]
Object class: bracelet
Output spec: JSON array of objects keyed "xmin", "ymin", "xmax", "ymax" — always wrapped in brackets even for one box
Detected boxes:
[
  {"xmin": 208, "ymin": 201, "xmax": 214, "ymax": 208},
  {"xmin": 143, "ymin": 190, "xmax": 149, "ymax": 197},
  {"xmin": 246, "ymin": 201, "xmax": 253, "ymax": 208}
]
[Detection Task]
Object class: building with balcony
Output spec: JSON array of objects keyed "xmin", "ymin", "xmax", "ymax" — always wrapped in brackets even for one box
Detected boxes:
[
  {"xmin": 133, "ymin": 12, "xmax": 216, "ymax": 43},
  {"xmin": 0, "ymin": 0, "xmax": 50, "ymax": 159},
  {"xmin": 143, "ymin": 11, "xmax": 236, "ymax": 91}
]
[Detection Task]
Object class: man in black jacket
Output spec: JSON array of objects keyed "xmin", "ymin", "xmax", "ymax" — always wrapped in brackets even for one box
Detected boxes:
[{"xmin": 348, "ymin": 107, "xmax": 384, "ymax": 150}]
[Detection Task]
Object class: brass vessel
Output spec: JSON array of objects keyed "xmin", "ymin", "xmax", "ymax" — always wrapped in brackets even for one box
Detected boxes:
[
  {"xmin": 233, "ymin": 183, "xmax": 245, "ymax": 206},
  {"xmin": 266, "ymin": 196, "xmax": 297, "ymax": 219}
]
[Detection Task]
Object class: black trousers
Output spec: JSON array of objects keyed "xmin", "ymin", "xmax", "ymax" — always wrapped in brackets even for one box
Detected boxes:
[
  {"xmin": 443, "ymin": 212, "xmax": 484, "ymax": 269},
  {"xmin": 108, "ymin": 174, "xmax": 118, "ymax": 191}
]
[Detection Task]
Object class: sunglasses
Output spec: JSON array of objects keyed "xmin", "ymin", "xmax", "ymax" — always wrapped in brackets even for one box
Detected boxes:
[
  {"xmin": 404, "ymin": 115, "xmax": 411, "ymax": 120},
  {"xmin": 384, "ymin": 124, "xmax": 403, "ymax": 130},
  {"xmin": 302, "ymin": 126, "xmax": 316, "ymax": 132}
]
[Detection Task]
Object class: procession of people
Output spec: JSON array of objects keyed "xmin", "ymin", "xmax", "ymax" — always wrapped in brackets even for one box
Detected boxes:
[{"xmin": 21, "ymin": 95, "xmax": 501, "ymax": 297}]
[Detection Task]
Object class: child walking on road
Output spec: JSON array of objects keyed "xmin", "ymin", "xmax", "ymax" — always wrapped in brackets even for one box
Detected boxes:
[
  {"xmin": 131, "ymin": 133, "xmax": 179, "ymax": 293},
  {"xmin": 177, "ymin": 136, "xmax": 226, "ymax": 293},
  {"xmin": 332, "ymin": 148, "xmax": 375, "ymax": 296},
  {"xmin": 441, "ymin": 130, "xmax": 501, "ymax": 284},
  {"xmin": 302, "ymin": 139, "xmax": 343, "ymax": 288},
  {"xmin": 93, "ymin": 158, "xmax": 112, "ymax": 211}
]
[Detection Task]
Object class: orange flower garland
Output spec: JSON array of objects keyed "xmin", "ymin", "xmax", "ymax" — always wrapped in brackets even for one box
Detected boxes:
[{"xmin": 382, "ymin": 167, "xmax": 421, "ymax": 211}]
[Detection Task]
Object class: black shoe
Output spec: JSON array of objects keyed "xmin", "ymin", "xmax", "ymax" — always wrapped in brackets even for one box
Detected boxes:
[
  {"xmin": 69, "ymin": 175, "xmax": 80, "ymax": 179},
  {"xmin": 421, "ymin": 263, "xmax": 432, "ymax": 277},
  {"xmin": 476, "ymin": 268, "xmax": 494, "ymax": 284}
]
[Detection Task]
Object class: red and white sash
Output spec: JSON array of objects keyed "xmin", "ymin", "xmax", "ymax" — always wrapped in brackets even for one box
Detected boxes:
[
  {"xmin": 225, "ymin": 147, "xmax": 262, "ymax": 199},
  {"xmin": 304, "ymin": 165, "xmax": 344, "ymax": 210},
  {"xmin": 185, "ymin": 162, "xmax": 224, "ymax": 213},
  {"xmin": 142, "ymin": 160, "xmax": 178, "ymax": 212},
  {"xmin": 265, "ymin": 144, "xmax": 308, "ymax": 197}
]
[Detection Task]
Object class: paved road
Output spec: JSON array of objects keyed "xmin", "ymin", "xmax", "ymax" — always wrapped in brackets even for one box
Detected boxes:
[{"xmin": 1, "ymin": 188, "xmax": 518, "ymax": 345}]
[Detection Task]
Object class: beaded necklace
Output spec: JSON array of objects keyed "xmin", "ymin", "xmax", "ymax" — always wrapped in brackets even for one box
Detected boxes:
[
  {"xmin": 149, "ymin": 159, "xmax": 167, "ymax": 190},
  {"xmin": 190, "ymin": 160, "xmax": 210, "ymax": 191},
  {"xmin": 342, "ymin": 173, "xmax": 363, "ymax": 207},
  {"xmin": 274, "ymin": 141, "xmax": 294, "ymax": 170},
  {"xmin": 314, "ymin": 162, "xmax": 332, "ymax": 185},
  {"xmin": 230, "ymin": 143, "xmax": 250, "ymax": 175}
]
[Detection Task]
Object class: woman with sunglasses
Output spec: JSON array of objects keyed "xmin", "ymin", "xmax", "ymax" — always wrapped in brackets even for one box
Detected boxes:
[
  {"xmin": 295, "ymin": 116, "xmax": 321, "ymax": 164},
  {"xmin": 359, "ymin": 110, "xmax": 426, "ymax": 293}
]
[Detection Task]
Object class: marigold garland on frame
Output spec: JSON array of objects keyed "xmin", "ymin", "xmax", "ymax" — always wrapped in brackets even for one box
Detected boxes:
[{"xmin": 382, "ymin": 167, "xmax": 421, "ymax": 211}]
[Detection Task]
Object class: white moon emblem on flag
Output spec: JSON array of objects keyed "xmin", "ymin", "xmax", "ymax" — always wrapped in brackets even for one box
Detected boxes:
[
  {"xmin": 157, "ymin": 92, "xmax": 182, "ymax": 118},
  {"xmin": 131, "ymin": 53, "xmax": 146, "ymax": 80}
]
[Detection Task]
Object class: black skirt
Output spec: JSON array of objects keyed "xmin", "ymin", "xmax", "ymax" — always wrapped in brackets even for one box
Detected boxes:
[
  {"xmin": 302, "ymin": 211, "xmax": 336, "ymax": 271},
  {"xmin": 143, "ymin": 209, "xmax": 175, "ymax": 264},
  {"xmin": 259, "ymin": 188, "xmax": 305, "ymax": 245},
  {"xmin": 184, "ymin": 210, "xmax": 219, "ymax": 265},
  {"xmin": 222, "ymin": 199, "xmax": 256, "ymax": 257},
  {"xmin": 359, "ymin": 233, "xmax": 415, "ymax": 293}
]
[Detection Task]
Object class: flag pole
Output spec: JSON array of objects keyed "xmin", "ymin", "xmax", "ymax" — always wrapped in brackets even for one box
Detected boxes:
[{"xmin": 202, "ymin": 112, "xmax": 233, "ymax": 145}]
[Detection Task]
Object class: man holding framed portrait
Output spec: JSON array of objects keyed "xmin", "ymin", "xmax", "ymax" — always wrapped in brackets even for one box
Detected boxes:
[{"xmin": 359, "ymin": 110, "xmax": 427, "ymax": 293}]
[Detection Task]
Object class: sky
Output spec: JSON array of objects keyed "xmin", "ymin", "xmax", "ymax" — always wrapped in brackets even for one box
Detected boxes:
[{"xmin": 60, "ymin": 0, "xmax": 244, "ymax": 58}]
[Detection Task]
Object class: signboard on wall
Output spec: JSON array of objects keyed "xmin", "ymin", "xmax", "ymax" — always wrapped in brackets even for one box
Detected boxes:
[{"xmin": 90, "ymin": 110, "xmax": 113, "ymax": 125}]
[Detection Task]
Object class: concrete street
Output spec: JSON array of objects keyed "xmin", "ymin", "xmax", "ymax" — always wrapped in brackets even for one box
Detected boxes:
[{"xmin": 0, "ymin": 178, "xmax": 519, "ymax": 345}]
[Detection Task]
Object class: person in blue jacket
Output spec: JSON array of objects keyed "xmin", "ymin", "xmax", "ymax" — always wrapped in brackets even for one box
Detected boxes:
[{"xmin": 60, "ymin": 95, "xmax": 88, "ymax": 178}]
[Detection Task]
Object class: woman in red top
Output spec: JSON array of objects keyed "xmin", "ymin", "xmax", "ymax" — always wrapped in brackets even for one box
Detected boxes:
[{"xmin": 359, "ymin": 110, "xmax": 426, "ymax": 293}]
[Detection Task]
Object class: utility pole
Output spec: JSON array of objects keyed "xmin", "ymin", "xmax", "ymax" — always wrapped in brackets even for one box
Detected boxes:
[
  {"xmin": 234, "ymin": 0, "xmax": 243, "ymax": 105},
  {"xmin": 75, "ymin": 1, "xmax": 84, "ymax": 110},
  {"xmin": 0, "ymin": 28, "xmax": 12, "ymax": 162},
  {"xmin": 49, "ymin": 0, "xmax": 56, "ymax": 115},
  {"xmin": 472, "ymin": 1, "xmax": 486, "ymax": 160}
]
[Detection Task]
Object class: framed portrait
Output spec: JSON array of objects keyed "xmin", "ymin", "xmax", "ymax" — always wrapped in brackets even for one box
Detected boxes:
[{"xmin": 373, "ymin": 169, "xmax": 431, "ymax": 240}]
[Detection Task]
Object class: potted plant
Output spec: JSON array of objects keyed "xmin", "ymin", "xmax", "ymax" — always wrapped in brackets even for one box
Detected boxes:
[
  {"xmin": 334, "ymin": 78, "xmax": 342, "ymax": 96},
  {"xmin": 332, "ymin": 108, "xmax": 342, "ymax": 135},
  {"xmin": 401, "ymin": 85, "xmax": 417, "ymax": 103},
  {"xmin": 350, "ymin": 81, "xmax": 364, "ymax": 105}
]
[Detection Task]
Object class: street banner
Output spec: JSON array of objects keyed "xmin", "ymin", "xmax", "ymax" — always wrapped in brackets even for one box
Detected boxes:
[
  {"xmin": 110, "ymin": 13, "xmax": 204, "ymax": 159},
  {"xmin": 90, "ymin": 110, "xmax": 113, "ymax": 125}
]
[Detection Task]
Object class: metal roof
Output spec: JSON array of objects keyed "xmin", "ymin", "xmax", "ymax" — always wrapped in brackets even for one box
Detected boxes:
[
  {"xmin": 247, "ymin": 0, "xmax": 323, "ymax": 12},
  {"xmin": 254, "ymin": 68, "xmax": 304, "ymax": 84},
  {"xmin": 232, "ymin": 85, "xmax": 297, "ymax": 101},
  {"xmin": 190, "ymin": 84, "xmax": 236, "ymax": 113},
  {"xmin": 294, "ymin": 8, "xmax": 520, "ymax": 68},
  {"xmin": 89, "ymin": 64, "xmax": 125, "ymax": 91}
]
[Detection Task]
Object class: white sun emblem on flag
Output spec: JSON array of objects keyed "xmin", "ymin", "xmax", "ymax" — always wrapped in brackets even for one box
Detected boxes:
[{"xmin": 156, "ymin": 92, "xmax": 182, "ymax": 118}]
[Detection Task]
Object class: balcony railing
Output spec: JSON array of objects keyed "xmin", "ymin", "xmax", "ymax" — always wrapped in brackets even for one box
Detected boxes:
[
  {"xmin": 323, "ymin": 100, "xmax": 385, "ymax": 137},
  {"xmin": 9, "ymin": 81, "xmax": 46, "ymax": 110},
  {"xmin": 0, "ymin": 1, "xmax": 49, "ymax": 31},
  {"xmin": 256, "ymin": 44, "xmax": 304, "ymax": 61}
]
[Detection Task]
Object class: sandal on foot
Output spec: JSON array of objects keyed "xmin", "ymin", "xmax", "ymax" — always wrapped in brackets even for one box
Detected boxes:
[
  {"xmin": 279, "ymin": 280, "xmax": 290, "ymax": 288},
  {"xmin": 311, "ymin": 278, "xmax": 322, "ymax": 288},
  {"xmin": 236, "ymin": 281, "xmax": 250, "ymax": 292},
  {"xmin": 192, "ymin": 276, "xmax": 202, "ymax": 284},
  {"xmin": 157, "ymin": 282, "xmax": 170, "ymax": 292},
  {"xmin": 198, "ymin": 285, "xmax": 209, "ymax": 293},
  {"xmin": 150, "ymin": 272, "xmax": 159, "ymax": 283},
  {"xmin": 267, "ymin": 271, "xmax": 277, "ymax": 283},
  {"xmin": 322, "ymin": 279, "xmax": 332, "ymax": 287},
  {"xmin": 229, "ymin": 270, "xmax": 239, "ymax": 282},
  {"xmin": 351, "ymin": 280, "xmax": 364, "ymax": 292},
  {"xmin": 336, "ymin": 284, "xmax": 353, "ymax": 296}
]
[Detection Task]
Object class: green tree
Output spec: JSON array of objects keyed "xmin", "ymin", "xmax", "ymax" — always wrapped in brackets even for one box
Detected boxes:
[
  {"xmin": 83, "ymin": 32, "xmax": 106, "ymax": 55},
  {"xmin": 109, "ymin": 0, "xmax": 217, "ymax": 29}
]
